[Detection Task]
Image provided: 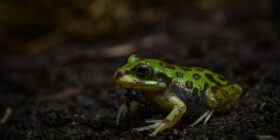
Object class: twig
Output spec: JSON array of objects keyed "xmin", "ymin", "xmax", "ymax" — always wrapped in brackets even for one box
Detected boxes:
[
  {"xmin": 53, "ymin": 33, "xmax": 171, "ymax": 65},
  {"xmin": 27, "ymin": 30, "xmax": 65, "ymax": 54},
  {"xmin": 259, "ymin": 102, "xmax": 266, "ymax": 111},
  {"xmin": 0, "ymin": 107, "xmax": 12, "ymax": 125},
  {"xmin": 53, "ymin": 43, "xmax": 135, "ymax": 65}
]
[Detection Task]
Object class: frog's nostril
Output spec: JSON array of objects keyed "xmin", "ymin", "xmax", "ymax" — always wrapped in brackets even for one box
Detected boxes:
[
  {"xmin": 120, "ymin": 70, "xmax": 129, "ymax": 75},
  {"xmin": 114, "ymin": 72, "xmax": 122, "ymax": 79},
  {"xmin": 114, "ymin": 70, "xmax": 128, "ymax": 79}
]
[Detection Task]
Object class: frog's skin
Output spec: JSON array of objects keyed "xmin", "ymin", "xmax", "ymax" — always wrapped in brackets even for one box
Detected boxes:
[{"xmin": 113, "ymin": 54, "xmax": 242, "ymax": 136}]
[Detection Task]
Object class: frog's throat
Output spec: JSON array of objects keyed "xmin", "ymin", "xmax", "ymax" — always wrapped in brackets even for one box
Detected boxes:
[{"xmin": 115, "ymin": 75, "xmax": 166, "ymax": 91}]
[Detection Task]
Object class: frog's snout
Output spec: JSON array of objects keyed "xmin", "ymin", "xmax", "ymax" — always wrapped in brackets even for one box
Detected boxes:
[
  {"xmin": 113, "ymin": 70, "xmax": 131, "ymax": 84},
  {"xmin": 113, "ymin": 70, "xmax": 128, "ymax": 80},
  {"xmin": 113, "ymin": 70, "xmax": 139, "ymax": 89}
]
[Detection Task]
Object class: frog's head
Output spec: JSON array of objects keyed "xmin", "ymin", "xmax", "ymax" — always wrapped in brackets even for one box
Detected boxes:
[{"xmin": 113, "ymin": 54, "xmax": 168, "ymax": 92}]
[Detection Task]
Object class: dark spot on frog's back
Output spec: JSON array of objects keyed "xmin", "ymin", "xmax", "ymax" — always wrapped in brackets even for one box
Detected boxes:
[
  {"xmin": 176, "ymin": 72, "xmax": 184, "ymax": 78},
  {"xmin": 218, "ymin": 75, "xmax": 227, "ymax": 81},
  {"xmin": 185, "ymin": 81, "xmax": 193, "ymax": 89},
  {"xmin": 211, "ymin": 85, "xmax": 219, "ymax": 92},
  {"xmin": 192, "ymin": 87, "xmax": 199, "ymax": 96},
  {"xmin": 154, "ymin": 72, "xmax": 172, "ymax": 84},
  {"xmin": 221, "ymin": 90, "xmax": 229, "ymax": 97},
  {"xmin": 203, "ymin": 83, "xmax": 209, "ymax": 92},
  {"xmin": 159, "ymin": 62, "xmax": 175, "ymax": 69},
  {"xmin": 193, "ymin": 73, "xmax": 201, "ymax": 80},
  {"xmin": 205, "ymin": 73, "xmax": 216, "ymax": 83}
]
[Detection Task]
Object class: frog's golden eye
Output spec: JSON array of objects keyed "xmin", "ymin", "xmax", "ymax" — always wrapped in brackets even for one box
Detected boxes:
[{"xmin": 136, "ymin": 64, "xmax": 151, "ymax": 76}]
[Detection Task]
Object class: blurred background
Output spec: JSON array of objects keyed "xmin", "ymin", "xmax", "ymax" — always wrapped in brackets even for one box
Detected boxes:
[
  {"xmin": 0, "ymin": 0, "xmax": 278, "ymax": 54},
  {"xmin": 0, "ymin": 0, "xmax": 280, "ymax": 139}
]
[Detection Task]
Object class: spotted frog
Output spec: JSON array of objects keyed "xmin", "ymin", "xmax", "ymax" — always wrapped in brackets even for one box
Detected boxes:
[{"xmin": 113, "ymin": 54, "xmax": 241, "ymax": 136}]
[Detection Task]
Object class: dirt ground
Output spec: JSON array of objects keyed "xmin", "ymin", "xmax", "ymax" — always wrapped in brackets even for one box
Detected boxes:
[{"xmin": 0, "ymin": 2, "xmax": 280, "ymax": 140}]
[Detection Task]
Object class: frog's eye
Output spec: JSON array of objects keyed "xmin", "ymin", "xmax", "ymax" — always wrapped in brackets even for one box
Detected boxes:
[{"xmin": 135, "ymin": 64, "xmax": 151, "ymax": 76}]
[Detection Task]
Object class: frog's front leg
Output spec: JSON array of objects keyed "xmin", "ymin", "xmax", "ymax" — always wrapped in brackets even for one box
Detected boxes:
[
  {"xmin": 117, "ymin": 100, "xmax": 142, "ymax": 125},
  {"xmin": 134, "ymin": 94, "xmax": 186, "ymax": 136}
]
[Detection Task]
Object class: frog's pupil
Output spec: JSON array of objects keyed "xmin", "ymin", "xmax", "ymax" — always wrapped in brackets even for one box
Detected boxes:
[{"xmin": 137, "ymin": 65, "xmax": 149, "ymax": 74}]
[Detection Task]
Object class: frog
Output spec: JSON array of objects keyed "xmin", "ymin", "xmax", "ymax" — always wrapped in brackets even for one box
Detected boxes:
[{"xmin": 113, "ymin": 54, "xmax": 242, "ymax": 136}]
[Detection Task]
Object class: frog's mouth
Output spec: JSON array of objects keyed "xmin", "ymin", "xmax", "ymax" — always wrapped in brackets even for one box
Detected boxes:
[{"xmin": 114, "ymin": 75, "xmax": 166, "ymax": 91}]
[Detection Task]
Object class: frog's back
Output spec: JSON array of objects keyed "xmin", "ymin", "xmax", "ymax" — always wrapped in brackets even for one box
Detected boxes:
[
  {"xmin": 180, "ymin": 66, "xmax": 228, "ymax": 90},
  {"xmin": 145, "ymin": 58, "xmax": 228, "ymax": 90}
]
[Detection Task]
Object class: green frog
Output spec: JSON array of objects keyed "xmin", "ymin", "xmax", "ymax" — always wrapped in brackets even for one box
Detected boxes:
[{"xmin": 113, "ymin": 54, "xmax": 241, "ymax": 136}]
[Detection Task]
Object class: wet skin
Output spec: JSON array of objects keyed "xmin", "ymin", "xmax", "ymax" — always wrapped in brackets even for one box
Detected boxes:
[{"xmin": 113, "ymin": 54, "xmax": 242, "ymax": 136}]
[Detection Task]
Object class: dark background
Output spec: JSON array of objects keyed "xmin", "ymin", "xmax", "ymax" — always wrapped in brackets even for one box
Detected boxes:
[{"xmin": 0, "ymin": 0, "xmax": 279, "ymax": 139}]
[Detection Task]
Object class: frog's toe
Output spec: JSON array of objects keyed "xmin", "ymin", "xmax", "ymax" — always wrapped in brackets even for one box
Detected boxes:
[
  {"xmin": 150, "ymin": 123, "xmax": 166, "ymax": 136},
  {"xmin": 134, "ymin": 119, "xmax": 169, "ymax": 136},
  {"xmin": 203, "ymin": 111, "xmax": 213, "ymax": 125},
  {"xmin": 190, "ymin": 110, "xmax": 213, "ymax": 127},
  {"xmin": 133, "ymin": 123, "xmax": 159, "ymax": 132}
]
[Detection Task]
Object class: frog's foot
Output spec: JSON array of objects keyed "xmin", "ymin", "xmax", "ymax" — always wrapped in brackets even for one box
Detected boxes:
[
  {"xmin": 116, "ymin": 104, "xmax": 127, "ymax": 125},
  {"xmin": 190, "ymin": 110, "xmax": 213, "ymax": 127},
  {"xmin": 133, "ymin": 119, "xmax": 171, "ymax": 136}
]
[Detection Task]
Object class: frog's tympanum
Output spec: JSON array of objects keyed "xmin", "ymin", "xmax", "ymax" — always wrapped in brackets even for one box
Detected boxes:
[{"xmin": 113, "ymin": 54, "xmax": 241, "ymax": 136}]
